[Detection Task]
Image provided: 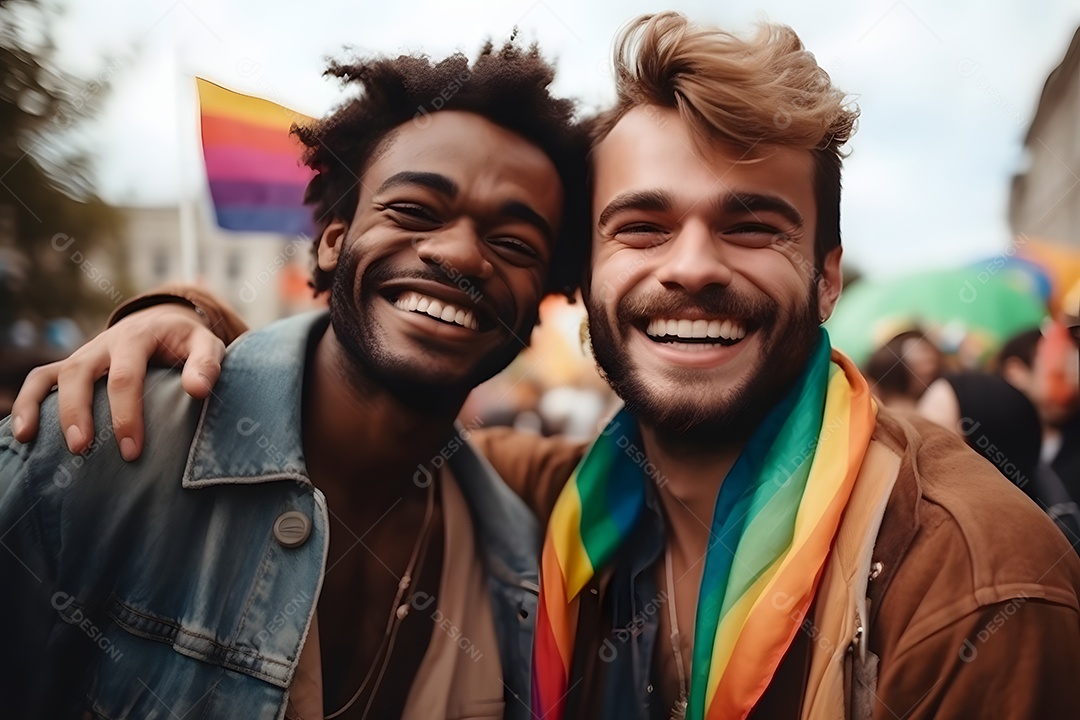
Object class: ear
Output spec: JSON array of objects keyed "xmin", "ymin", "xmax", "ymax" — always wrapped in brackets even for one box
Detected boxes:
[
  {"xmin": 816, "ymin": 246, "xmax": 843, "ymax": 323},
  {"xmin": 1001, "ymin": 357, "xmax": 1031, "ymax": 392},
  {"xmin": 317, "ymin": 221, "xmax": 349, "ymax": 272}
]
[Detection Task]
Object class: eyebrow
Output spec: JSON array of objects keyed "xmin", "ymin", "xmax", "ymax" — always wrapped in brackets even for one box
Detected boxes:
[
  {"xmin": 722, "ymin": 192, "xmax": 803, "ymax": 227},
  {"xmin": 375, "ymin": 171, "xmax": 459, "ymax": 198},
  {"xmin": 597, "ymin": 190, "xmax": 675, "ymax": 229},
  {"xmin": 501, "ymin": 201, "xmax": 554, "ymax": 243}
]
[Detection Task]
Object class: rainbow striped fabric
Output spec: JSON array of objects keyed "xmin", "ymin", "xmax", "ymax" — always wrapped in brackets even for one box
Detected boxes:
[
  {"xmin": 533, "ymin": 330, "xmax": 876, "ymax": 719},
  {"xmin": 196, "ymin": 78, "xmax": 315, "ymax": 236}
]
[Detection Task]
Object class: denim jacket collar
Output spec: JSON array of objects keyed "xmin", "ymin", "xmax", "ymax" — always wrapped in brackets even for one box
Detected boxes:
[{"xmin": 182, "ymin": 310, "xmax": 322, "ymax": 490}]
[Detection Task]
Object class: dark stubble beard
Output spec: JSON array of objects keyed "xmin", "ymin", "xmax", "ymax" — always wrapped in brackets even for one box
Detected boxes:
[
  {"xmin": 586, "ymin": 281, "xmax": 822, "ymax": 448},
  {"xmin": 329, "ymin": 243, "xmax": 536, "ymax": 413}
]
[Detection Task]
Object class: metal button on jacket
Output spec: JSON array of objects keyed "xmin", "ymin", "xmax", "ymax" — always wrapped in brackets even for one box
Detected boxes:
[{"xmin": 273, "ymin": 511, "xmax": 311, "ymax": 548}]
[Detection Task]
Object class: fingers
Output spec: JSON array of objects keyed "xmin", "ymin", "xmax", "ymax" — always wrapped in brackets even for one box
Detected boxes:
[
  {"xmin": 96, "ymin": 304, "xmax": 212, "ymax": 460},
  {"xmin": 11, "ymin": 363, "xmax": 63, "ymax": 443},
  {"xmin": 106, "ymin": 353, "xmax": 151, "ymax": 462},
  {"xmin": 55, "ymin": 349, "xmax": 110, "ymax": 454},
  {"xmin": 179, "ymin": 333, "xmax": 225, "ymax": 400}
]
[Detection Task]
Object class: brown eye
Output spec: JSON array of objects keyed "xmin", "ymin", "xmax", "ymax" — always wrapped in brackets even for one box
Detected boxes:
[
  {"xmin": 724, "ymin": 224, "xmax": 784, "ymax": 247},
  {"xmin": 388, "ymin": 204, "xmax": 440, "ymax": 226},
  {"xmin": 488, "ymin": 236, "xmax": 540, "ymax": 262},
  {"xmin": 614, "ymin": 224, "xmax": 667, "ymax": 248}
]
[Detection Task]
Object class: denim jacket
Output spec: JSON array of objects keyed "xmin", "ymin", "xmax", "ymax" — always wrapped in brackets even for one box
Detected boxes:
[{"xmin": 0, "ymin": 311, "xmax": 541, "ymax": 720}]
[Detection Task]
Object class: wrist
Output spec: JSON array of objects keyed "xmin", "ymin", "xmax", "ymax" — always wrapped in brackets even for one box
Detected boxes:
[{"xmin": 108, "ymin": 294, "xmax": 209, "ymax": 329}]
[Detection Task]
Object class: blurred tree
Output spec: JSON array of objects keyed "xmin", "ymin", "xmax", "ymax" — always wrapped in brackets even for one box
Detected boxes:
[{"xmin": 0, "ymin": 0, "xmax": 130, "ymax": 347}]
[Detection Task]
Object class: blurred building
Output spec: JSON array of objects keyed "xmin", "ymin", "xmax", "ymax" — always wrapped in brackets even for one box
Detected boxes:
[
  {"xmin": 1010, "ymin": 27, "xmax": 1080, "ymax": 246},
  {"xmin": 120, "ymin": 205, "xmax": 323, "ymax": 329}
]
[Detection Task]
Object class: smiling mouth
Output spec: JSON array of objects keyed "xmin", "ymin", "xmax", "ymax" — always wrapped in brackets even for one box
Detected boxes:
[
  {"xmin": 392, "ymin": 291, "xmax": 480, "ymax": 330},
  {"xmin": 643, "ymin": 317, "xmax": 749, "ymax": 350}
]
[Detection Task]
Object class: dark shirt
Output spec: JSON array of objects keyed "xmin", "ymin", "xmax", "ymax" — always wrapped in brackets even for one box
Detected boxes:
[
  {"xmin": 943, "ymin": 372, "xmax": 1042, "ymax": 497},
  {"xmin": 1054, "ymin": 414, "xmax": 1080, "ymax": 504},
  {"xmin": 945, "ymin": 372, "xmax": 1080, "ymax": 550}
]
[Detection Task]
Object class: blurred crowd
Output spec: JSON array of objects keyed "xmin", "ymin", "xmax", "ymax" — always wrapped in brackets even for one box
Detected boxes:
[{"xmin": 865, "ymin": 309, "xmax": 1080, "ymax": 548}]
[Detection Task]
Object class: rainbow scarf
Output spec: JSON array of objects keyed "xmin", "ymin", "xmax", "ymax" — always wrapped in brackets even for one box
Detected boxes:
[{"xmin": 532, "ymin": 331, "xmax": 876, "ymax": 719}]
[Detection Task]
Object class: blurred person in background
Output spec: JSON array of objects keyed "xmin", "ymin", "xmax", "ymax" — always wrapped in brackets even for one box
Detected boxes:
[
  {"xmin": 863, "ymin": 329, "xmax": 942, "ymax": 411},
  {"xmin": 1044, "ymin": 285, "xmax": 1080, "ymax": 504},
  {"xmin": 917, "ymin": 370, "xmax": 1042, "ymax": 498},
  {"xmin": 997, "ymin": 329, "xmax": 1043, "ymax": 401},
  {"xmin": 917, "ymin": 346, "xmax": 1080, "ymax": 548},
  {"xmin": 996, "ymin": 327, "xmax": 1080, "ymax": 539},
  {"xmin": 996, "ymin": 285, "xmax": 1080, "ymax": 508}
]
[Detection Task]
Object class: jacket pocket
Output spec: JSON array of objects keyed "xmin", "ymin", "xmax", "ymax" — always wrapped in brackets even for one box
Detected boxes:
[
  {"xmin": 85, "ymin": 598, "xmax": 285, "ymax": 719},
  {"xmin": 107, "ymin": 597, "xmax": 292, "ymax": 684}
]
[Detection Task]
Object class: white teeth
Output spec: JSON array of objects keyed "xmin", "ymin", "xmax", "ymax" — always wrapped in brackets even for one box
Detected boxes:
[
  {"xmin": 392, "ymin": 291, "xmax": 479, "ymax": 330},
  {"xmin": 644, "ymin": 316, "xmax": 748, "ymax": 341}
]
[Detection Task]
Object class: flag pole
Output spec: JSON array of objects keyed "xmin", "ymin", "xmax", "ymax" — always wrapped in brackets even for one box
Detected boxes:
[
  {"xmin": 178, "ymin": 194, "xmax": 198, "ymax": 282},
  {"xmin": 176, "ymin": 50, "xmax": 199, "ymax": 282}
]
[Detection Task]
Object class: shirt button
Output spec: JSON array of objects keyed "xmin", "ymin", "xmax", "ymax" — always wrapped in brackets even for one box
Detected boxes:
[{"xmin": 273, "ymin": 511, "xmax": 311, "ymax": 548}]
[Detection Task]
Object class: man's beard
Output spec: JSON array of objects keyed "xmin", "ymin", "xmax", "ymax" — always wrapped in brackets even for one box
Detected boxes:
[
  {"xmin": 329, "ymin": 244, "xmax": 534, "ymax": 412},
  {"xmin": 586, "ymin": 281, "xmax": 822, "ymax": 447}
]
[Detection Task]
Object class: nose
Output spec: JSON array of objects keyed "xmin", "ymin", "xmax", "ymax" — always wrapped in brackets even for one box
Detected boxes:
[
  {"xmin": 414, "ymin": 222, "xmax": 494, "ymax": 281},
  {"xmin": 654, "ymin": 220, "xmax": 733, "ymax": 294}
]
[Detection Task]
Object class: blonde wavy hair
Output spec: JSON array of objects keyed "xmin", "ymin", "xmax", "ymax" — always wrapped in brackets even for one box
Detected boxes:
[{"xmin": 591, "ymin": 12, "xmax": 860, "ymax": 265}]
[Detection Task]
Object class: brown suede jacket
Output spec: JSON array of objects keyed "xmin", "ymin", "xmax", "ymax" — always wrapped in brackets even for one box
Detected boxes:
[{"xmin": 112, "ymin": 289, "xmax": 1080, "ymax": 719}]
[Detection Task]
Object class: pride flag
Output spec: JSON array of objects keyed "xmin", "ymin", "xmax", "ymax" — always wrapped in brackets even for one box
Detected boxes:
[{"xmin": 196, "ymin": 78, "xmax": 316, "ymax": 236}]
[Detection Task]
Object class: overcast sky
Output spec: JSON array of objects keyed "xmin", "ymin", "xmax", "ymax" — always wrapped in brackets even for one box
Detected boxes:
[{"xmin": 47, "ymin": 0, "xmax": 1080, "ymax": 278}]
